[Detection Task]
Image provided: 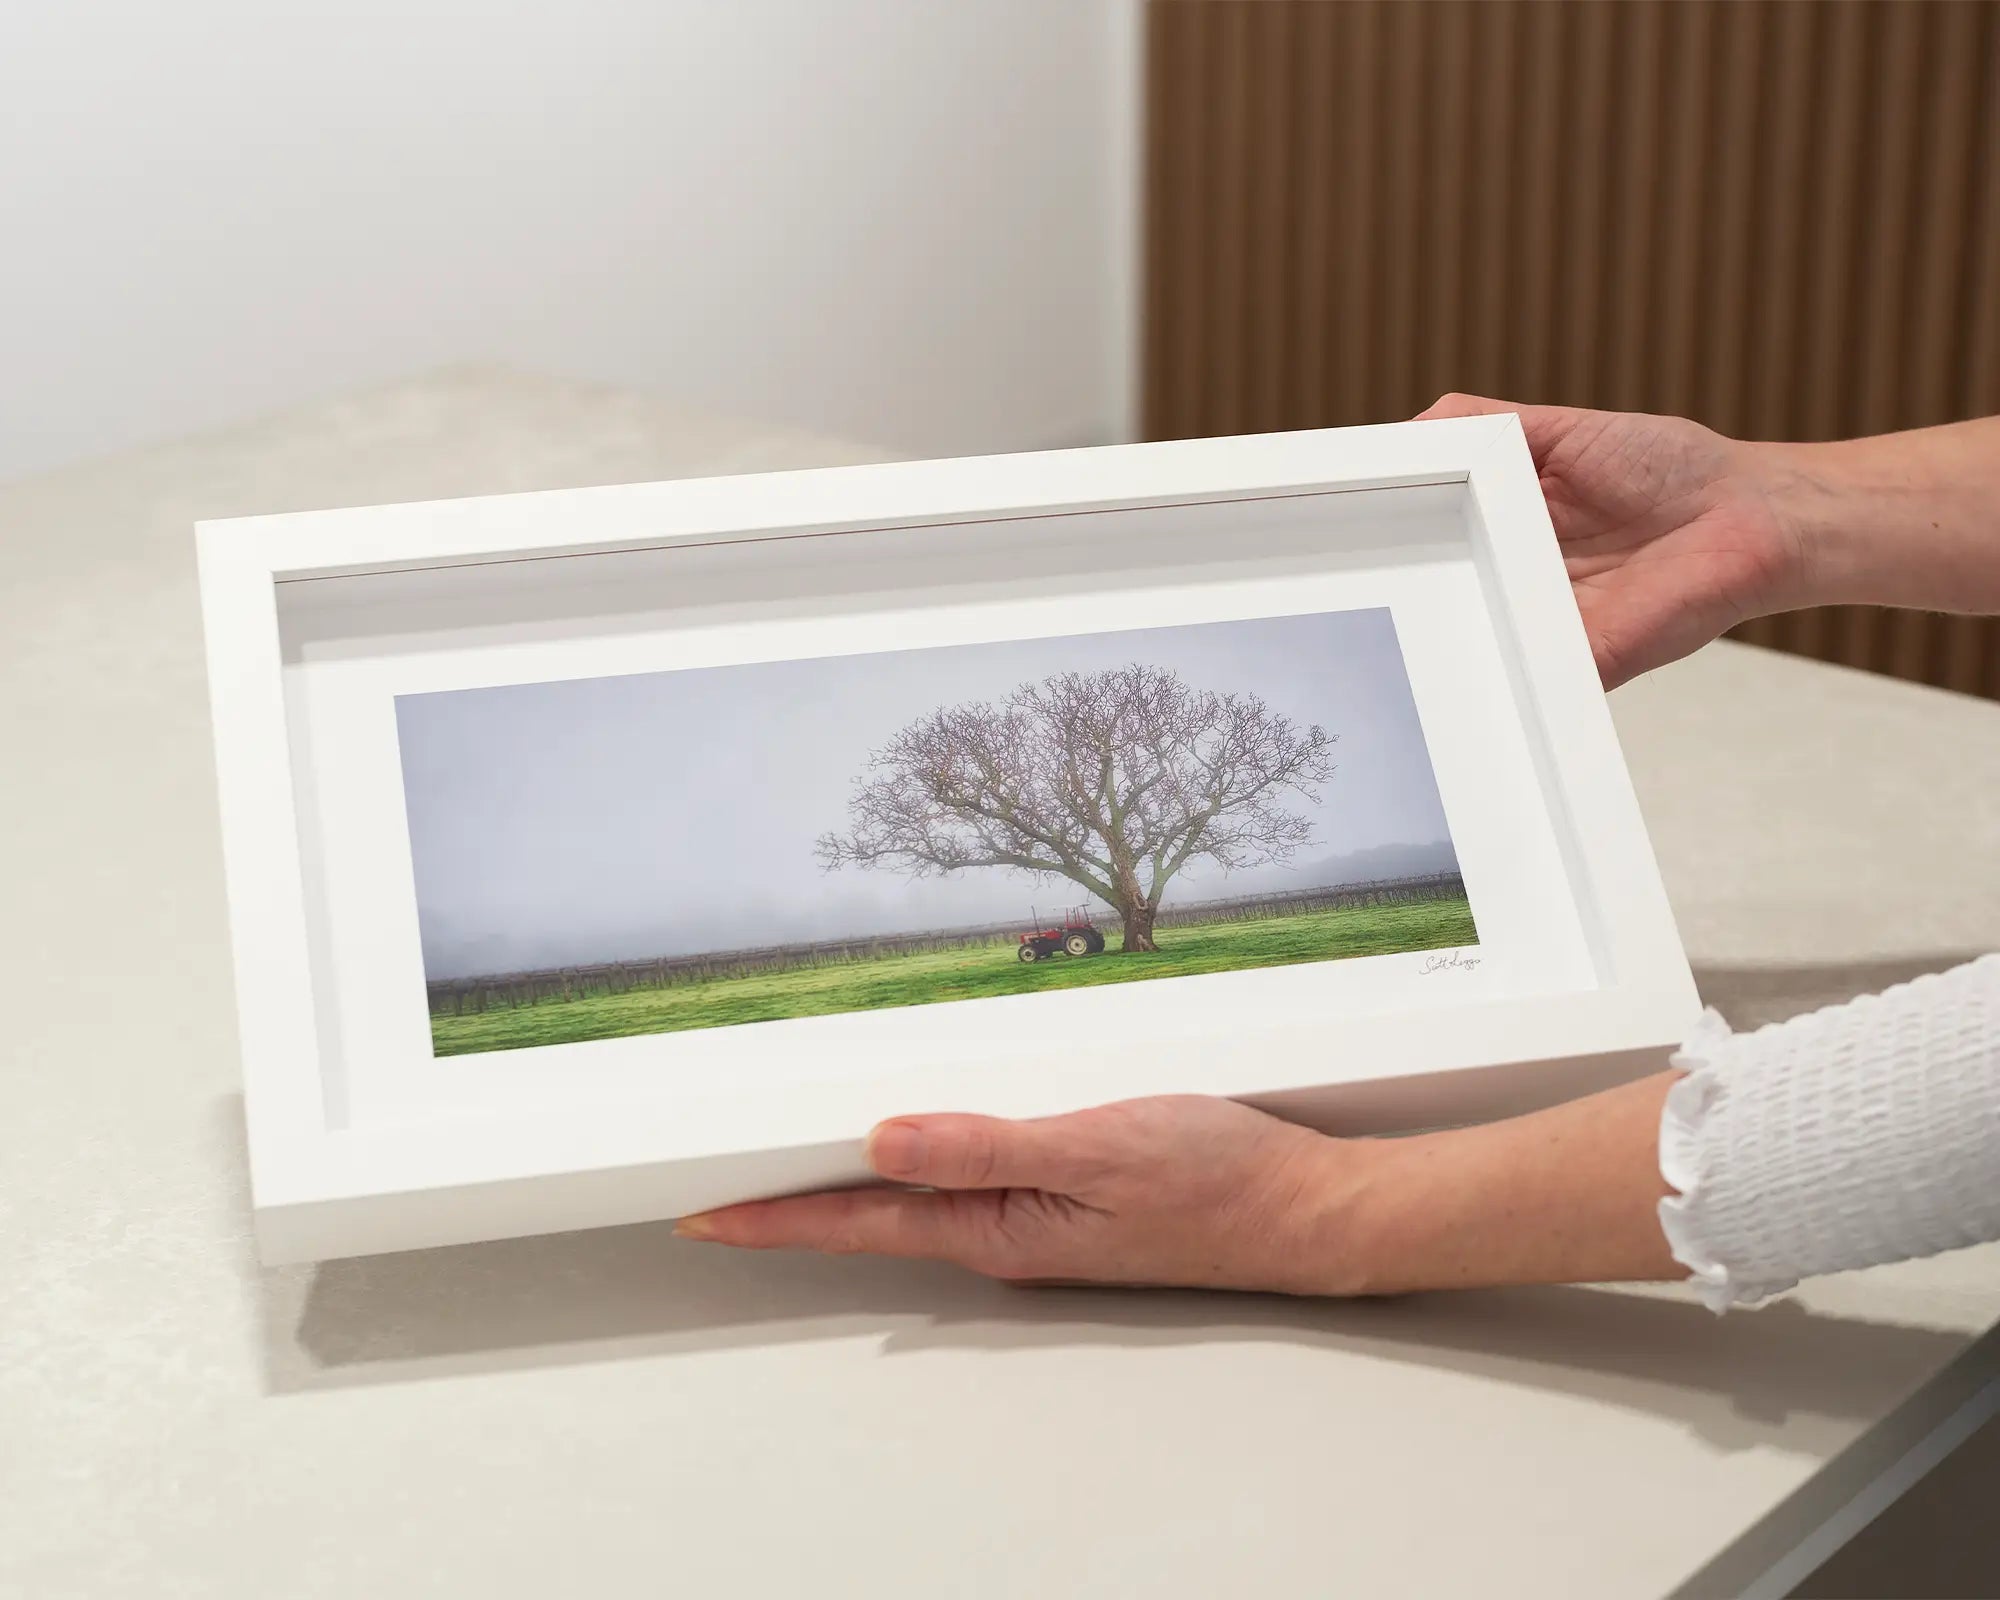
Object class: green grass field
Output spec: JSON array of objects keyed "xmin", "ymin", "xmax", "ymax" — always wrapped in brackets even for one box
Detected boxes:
[{"xmin": 430, "ymin": 895, "xmax": 1477, "ymax": 1056}]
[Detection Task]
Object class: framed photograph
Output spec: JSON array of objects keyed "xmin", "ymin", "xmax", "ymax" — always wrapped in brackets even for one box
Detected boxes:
[{"xmin": 198, "ymin": 417, "xmax": 1699, "ymax": 1263}]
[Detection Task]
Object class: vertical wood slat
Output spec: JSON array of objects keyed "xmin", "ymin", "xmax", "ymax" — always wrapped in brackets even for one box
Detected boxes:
[
  {"xmin": 1501, "ymin": 0, "xmax": 1564, "ymax": 408},
  {"xmin": 1139, "ymin": 1, "xmax": 1194, "ymax": 443},
  {"xmin": 1961, "ymin": 4, "xmax": 2000, "ymax": 698},
  {"xmin": 1335, "ymin": 0, "xmax": 1386, "ymax": 426},
  {"xmin": 1549, "ymin": 2, "xmax": 1615, "ymax": 410},
  {"xmin": 1417, "ymin": 2, "xmax": 1473, "ymax": 404},
  {"xmin": 1602, "ymin": 1, "xmax": 1667, "ymax": 417},
  {"xmin": 1207, "ymin": 2, "xmax": 1253, "ymax": 437},
  {"xmin": 1140, "ymin": 0, "xmax": 2000, "ymax": 699},
  {"xmin": 1288, "ymin": 1, "xmax": 1337, "ymax": 427},
  {"xmin": 1245, "ymin": 4, "xmax": 1295, "ymax": 435},
  {"xmin": 1651, "ymin": 1, "xmax": 1713, "ymax": 425},
  {"xmin": 1694, "ymin": 4, "xmax": 1763, "ymax": 440}
]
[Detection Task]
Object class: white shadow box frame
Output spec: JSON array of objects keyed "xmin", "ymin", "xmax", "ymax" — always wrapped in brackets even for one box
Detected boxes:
[{"xmin": 198, "ymin": 416, "xmax": 1700, "ymax": 1264}]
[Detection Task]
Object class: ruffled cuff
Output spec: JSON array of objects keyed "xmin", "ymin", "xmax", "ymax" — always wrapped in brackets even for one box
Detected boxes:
[{"xmin": 1656, "ymin": 1009, "xmax": 1794, "ymax": 1313}]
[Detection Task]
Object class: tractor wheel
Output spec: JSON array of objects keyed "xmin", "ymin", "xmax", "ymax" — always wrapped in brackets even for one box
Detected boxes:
[
  {"xmin": 1017, "ymin": 943, "xmax": 1040, "ymax": 963},
  {"xmin": 1083, "ymin": 930, "xmax": 1106, "ymax": 953},
  {"xmin": 1064, "ymin": 932, "xmax": 1091, "ymax": 957}
]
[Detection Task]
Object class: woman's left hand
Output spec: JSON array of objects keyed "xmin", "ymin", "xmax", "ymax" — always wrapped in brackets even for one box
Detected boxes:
[{"xmin": 673, "ymin": 1095, "xmax": 1366, "ymax": 1295}]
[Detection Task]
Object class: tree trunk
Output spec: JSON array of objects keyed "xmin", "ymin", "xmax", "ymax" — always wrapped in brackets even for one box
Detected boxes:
[{"xmin": 1119, "ymin": 903, "xmax": 1158, "ymax": 953}]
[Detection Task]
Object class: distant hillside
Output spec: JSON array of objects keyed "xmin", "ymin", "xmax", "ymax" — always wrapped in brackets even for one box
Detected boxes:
[
  {"xmin": 1307, "ymin": 839, "xmax": 1461, "ymax": 886},
  {"xmin": 1170, "ymin": 838, "xmax": 1460, "ymax": 903}
]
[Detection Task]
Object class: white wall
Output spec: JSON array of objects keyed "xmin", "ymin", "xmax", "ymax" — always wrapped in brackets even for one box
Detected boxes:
[{"xmin": 0, "ymin": 2, "xmax": 1138, "ymax": 483}]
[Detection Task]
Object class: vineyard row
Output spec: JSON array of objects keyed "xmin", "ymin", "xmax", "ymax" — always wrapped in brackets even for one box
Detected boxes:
[{"xmin": 426, "ymin": 873, "xmax": 1469, "ymax": 1016}]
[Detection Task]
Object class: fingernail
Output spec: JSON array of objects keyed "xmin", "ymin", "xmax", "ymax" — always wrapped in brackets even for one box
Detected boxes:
[
  {"xmin": 674, "ymin": 1214, "xmax": 718, "ymax": 1240},
  {"xmin": 869, "ymin": 1121, "xmax": 927, "ymax": 1179}
]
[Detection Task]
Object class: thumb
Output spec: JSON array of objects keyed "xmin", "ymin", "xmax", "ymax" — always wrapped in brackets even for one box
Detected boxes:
[
  {"xmin": 868, "ymin": 1113, "xmax": 1098, "ymax": 1193},
  {"xmin": 1416, "ymin": 391, "xmax": 1576, "ymax": 461},
  {"xmin": 1416, "ymin": 390, "xmax": 1517, "ymax": 422}
]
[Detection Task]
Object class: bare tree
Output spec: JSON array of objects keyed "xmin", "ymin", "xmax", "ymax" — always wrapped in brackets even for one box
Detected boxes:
[{"xmin": 816, "ymin": 664, "xmax": 1336, "ymax": 951}]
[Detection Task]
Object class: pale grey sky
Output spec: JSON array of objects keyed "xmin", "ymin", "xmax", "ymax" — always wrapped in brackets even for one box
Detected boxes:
[{"xmin": 398, "ymin": 607, "xmax": 1456, "ymax": 979}]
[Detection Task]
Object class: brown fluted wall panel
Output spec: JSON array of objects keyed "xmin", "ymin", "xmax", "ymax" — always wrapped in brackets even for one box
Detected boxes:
[{"xmin": 1142, "ymin": 0, "xmax": 2000, "ymax": 696}]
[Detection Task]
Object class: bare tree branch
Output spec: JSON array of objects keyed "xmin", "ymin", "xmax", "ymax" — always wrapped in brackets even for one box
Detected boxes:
[{"xmin": 817, "ymin": 663, "xmax": 1335, "ymax": 950}]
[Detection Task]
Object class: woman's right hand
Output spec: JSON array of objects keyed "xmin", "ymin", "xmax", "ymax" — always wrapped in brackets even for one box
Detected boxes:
[{"xmin": 1417, "ymin": 394, "xmax": 1809, "ymax": 688}]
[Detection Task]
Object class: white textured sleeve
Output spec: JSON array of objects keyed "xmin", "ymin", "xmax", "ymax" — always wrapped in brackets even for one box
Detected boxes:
[{"xmin": 1658, "ymin": 954, "xmax": 2000, "ymax": 1311}]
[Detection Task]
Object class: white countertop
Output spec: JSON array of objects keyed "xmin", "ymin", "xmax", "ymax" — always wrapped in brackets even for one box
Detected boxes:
[{"xmin": 4, "ymin": 368, "xmax": 1996, "ymax": 1599}]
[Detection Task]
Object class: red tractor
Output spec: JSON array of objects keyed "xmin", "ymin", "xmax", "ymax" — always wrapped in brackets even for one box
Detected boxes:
[{"xmin": 1016, "ymin": 905, "xmax": 1106, "ymax": 963}]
